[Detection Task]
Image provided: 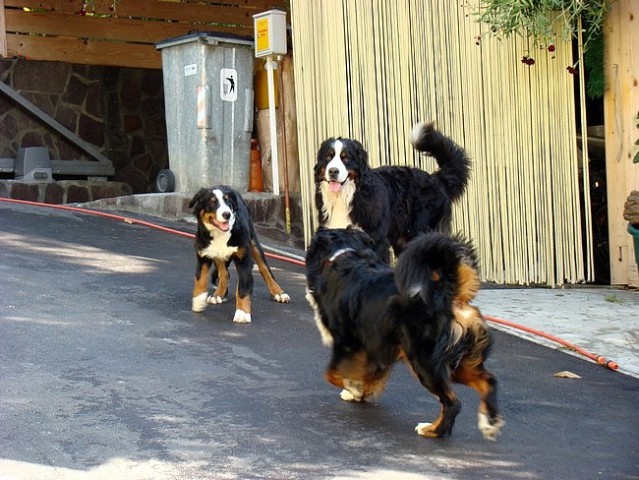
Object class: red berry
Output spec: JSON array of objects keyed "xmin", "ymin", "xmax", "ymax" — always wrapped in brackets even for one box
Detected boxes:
[{"xmin": 548, "ymin": 44, "xmax": 556, "ymax": 52}]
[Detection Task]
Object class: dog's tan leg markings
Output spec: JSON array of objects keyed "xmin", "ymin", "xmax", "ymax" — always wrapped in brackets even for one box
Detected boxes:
[
  {"xmin": 233, "ymin": 288, "xmax": 252, "ymax": 323},
  {"xmin": 362, "ymin": 369, "xmax": 392, "ymax": 401},
  {"xmin": 452, "ymin": 362, "xmax": 504, "ymax": 440},
  {"xmin": 251, "ymin": 241, "xmax": 290, "ymax": 303},
  {"xmin": 207, "ymin": 258, "xmax": 229, "ymax": 304},
  {"xmin": 325, "ymin": 351, "xmax": 375, "ymax": 402},
  {"xmin": 325, "ymin": 369, "xmax": 345, "ymax": 389},
  {"xmin": 192, "ymin": 262, "xmax": 210, "ymax": 312},
  {"xmin": 415, "ymin": 391, "xmax": 461, "ymax": 438},
  {"xmin": 326, "ymin": 369, "xmax": 364, "ymax": 401}
]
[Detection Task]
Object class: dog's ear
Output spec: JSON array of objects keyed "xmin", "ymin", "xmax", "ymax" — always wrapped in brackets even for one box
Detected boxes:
[
  {"xmin": 189, "ymin": 188, "xmax": 210, "ymax": 213},
  {"xmin": 346, "ymin": 226, "xmax": 375, "ymax": 249},
  {"xmin": 353, "ymin": 140, "xmax": 368, "ymax": 166}
]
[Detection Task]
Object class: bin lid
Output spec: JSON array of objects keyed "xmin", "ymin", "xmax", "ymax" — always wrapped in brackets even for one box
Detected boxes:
[{"xmin": 156, "ymin": 31, "xmax": 253, "ymax": 50}]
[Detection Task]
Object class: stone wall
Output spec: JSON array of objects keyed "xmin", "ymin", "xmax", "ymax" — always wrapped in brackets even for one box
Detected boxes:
[
  {"xmin": 0, "ymin": 59, "xmax": 168, "ymax": 194},
  {"xmin": 0, "ymin": 179, "xmax": 132, "ymax": 204}
]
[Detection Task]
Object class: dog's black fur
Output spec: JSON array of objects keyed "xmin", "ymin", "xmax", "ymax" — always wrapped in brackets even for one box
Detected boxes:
[
  {"xmin": 305, "ymin": 227, "xmax": 504, "ymax": 439},
  {"xmin": 189, "ymin": 185, "xmax": 290, "ymax": 323},
  {"xmin": 314, "ymin": 122, "xmax": 471, "ymax": 262}
]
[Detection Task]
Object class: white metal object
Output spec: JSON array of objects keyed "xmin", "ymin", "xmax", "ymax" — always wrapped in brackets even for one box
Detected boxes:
[
  {"xmin": 265, "ymin": 57, "xmax": 280, "ymax": 195},
  {"xmin": 253, "ymin": 10, "xmax": 287, "ymax": 58}
]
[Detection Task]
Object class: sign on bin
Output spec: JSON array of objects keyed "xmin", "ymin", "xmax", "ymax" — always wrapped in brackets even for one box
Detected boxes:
[{"xmin": 220, "ymin": 68, "xmax": 237, "ymax": 102}]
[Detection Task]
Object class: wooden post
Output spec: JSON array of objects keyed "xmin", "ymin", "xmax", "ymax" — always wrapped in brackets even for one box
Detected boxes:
[
  {"xmin": 0, "ymin": 0, "xmax": 7, "ymax": 58},
  {"xmin": 604, "ymin": 0, "xmax": 639, "ymax": 286}
]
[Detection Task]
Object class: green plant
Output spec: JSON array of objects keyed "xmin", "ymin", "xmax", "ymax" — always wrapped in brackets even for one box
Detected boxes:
[
  {"xmin": 583, "ymin": 30, "xmax": 605, "ymax": 99},
  {"xmin": 474, "ymin": 0, "xmax": 614, "ymax": 52},
  {"xmin": 604, "ymin": 294, "xmax": 624, "ymax": 304}
]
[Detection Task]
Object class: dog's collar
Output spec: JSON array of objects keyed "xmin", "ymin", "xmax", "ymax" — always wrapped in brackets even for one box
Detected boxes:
[{"xmin": 328, "ymin": 248, "xmax": 355, "ymax": 263}]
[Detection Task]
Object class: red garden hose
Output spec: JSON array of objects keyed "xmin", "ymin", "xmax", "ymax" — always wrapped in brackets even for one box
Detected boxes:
[
  {"xmin": 484, "ymin": 315, "xmax": 619, "ymax": 371},
  {"xmin": 0, "ymin": 196, "xmax": 620, "ymax": 371}
]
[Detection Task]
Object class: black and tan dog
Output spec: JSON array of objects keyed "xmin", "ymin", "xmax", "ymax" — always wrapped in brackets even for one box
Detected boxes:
[
  {"xmin": 314, "ymin": 122, "xmax": 471, "ymax": 263},
  {"xmin": 305, "ymin": 227, "xmax": 504, "ymax": 439},
  {"xmin": 189, "ymin": 186, "xmax": 290, "ymax": 323}
]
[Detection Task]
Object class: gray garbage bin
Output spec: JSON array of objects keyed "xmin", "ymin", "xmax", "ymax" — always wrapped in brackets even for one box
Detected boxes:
[{"xmin": 156, "ymin": 32, "xmax": 254, "ymax": 194}]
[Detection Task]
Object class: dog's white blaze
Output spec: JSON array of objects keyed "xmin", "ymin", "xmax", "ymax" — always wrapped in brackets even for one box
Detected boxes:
[
  {"xmin": 319, "ymin": 180, "xmax": 356, "ymax": 228},
  {"xmin": 305, "ymin": 289, "xmax": 334, "ymax": 346},
  {"xmin": 325, "ymin": 140, "xmax": 349, "ymax": 183},
  {"xmin": 202, "ymin": 188, "xmax": 236, "ymax": 239},
  {"xmin": 212, "ymin": 188, "xmax": 236, "ymax": 226}
]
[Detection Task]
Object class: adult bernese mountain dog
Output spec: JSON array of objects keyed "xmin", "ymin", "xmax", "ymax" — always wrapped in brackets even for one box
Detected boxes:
[
  {"xmin": 305, "ymin": 227, "xmax": 504, "ymax": 440},
  {"xmin": 189, "ymin": 185, "xmax": 290, "ymax": 323},
  {"xmin": 314, "ymin": 122, "xmax": 471, "ymax": 262}
]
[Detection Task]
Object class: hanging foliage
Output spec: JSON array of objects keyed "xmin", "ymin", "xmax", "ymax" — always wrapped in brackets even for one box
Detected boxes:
[{"xmin": 474, "ymin": 0, "xmax": 615, "ymax": 51}]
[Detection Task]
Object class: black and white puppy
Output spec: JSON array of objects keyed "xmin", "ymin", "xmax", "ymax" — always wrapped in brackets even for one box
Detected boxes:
[
  {"xmin": 314, "ymin": 122, "xmax": 471, "ymax": 262},
  {"xmin": 189, "ymin": 185, "xmax": 290, "ymax": 323},
  {"xmin": 305, "ymin": 227, "xmax": 504, "ymax": 439}
]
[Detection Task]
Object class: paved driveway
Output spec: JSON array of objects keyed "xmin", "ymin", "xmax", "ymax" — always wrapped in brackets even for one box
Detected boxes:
[{"xmin": 1, "ymin": 201, "xmax": 638, "ymax": 479}]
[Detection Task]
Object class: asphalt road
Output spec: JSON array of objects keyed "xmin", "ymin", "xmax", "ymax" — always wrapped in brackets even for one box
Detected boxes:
[{"xmin": 1, "ymin": 200, "xmax": 638, "ymax": 480}]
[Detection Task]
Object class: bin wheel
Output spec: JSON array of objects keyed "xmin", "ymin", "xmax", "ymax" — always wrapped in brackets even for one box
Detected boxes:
[{"xmin": 156, "ymin": 169, "xmax": 175, "ymax": 193}]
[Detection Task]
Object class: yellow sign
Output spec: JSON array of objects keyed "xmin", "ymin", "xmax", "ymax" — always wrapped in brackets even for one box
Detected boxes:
[
  {"xmin": 255, "ymin": 17, "xmax": 270, "ymax": 55},
  {"xmin": 253, "ymin": 10, "xmax": 287, "ymax": 58}
]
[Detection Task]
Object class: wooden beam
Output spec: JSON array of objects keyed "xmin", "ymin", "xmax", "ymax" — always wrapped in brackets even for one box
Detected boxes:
[
  {"xmin": 5, "ymin": 9, "xmax": 248, "ymax": 44},
  {"xmin": 4, "ymin": 0, "xmax": 287, "ymax": 22},
  {"xmin": 1, "ymin": 0, "xmax": 289, "ymax": 67},
  {"xmin": 6, "ymin": 33, "xmax": 163, "ymax": 69},
  {"xmin": 0, "ymin": 0, "xmax": 6, "ymax": 57},
  {"xmin": 604, "ymin": 0, "xmax": 639, "ymax": 286}
]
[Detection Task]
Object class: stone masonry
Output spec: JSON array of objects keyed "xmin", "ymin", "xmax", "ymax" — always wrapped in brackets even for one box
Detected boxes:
[{"xmin": 0, "ymin": 59, "xmax": 168, "ymax": 195}]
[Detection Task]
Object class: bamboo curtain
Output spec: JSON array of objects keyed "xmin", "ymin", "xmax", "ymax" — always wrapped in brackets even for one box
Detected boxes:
[{"xmin": 290, "ymin": 0, "xmax": 593, "ymax": 286}]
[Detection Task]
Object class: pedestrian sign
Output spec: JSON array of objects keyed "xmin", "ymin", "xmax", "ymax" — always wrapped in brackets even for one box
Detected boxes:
[{"xmin": 220, "ymin": 68, "xmax": 237, "ymax": 102}]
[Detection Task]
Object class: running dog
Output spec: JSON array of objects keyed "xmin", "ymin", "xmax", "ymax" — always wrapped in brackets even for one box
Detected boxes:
[
  {"xmin": 314, "ymin": 122, "xmax": 471, "ymax": 262},
  {"xmin": 305, "ymin": 227, "xmax": 504, "ymax": 439},
  {"xmin": 189, "ymin": 186, "xmax": 290, "ymax": 323}
]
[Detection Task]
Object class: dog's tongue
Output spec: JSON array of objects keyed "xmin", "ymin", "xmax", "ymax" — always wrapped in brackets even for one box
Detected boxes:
[
  {"xmin": 329, "ymin": 181, "xmax": 342, "ymax": 193},
  {"xmin": 214, "ymin": 219, "xmax": 230, "ymax": 232}
]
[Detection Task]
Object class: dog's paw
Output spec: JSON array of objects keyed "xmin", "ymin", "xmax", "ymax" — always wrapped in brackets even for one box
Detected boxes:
[
  {"xmin": 415, "ymin": 422, "xmax": 440, "ymax": 438},
  {"xmin": 192, "ymin": 293, "xmax": 208, "ymax": 312},
  {"xmin": 207, "ymin": 295, "xmax": 227, "ymax": 305},
  {"xmin": 273, "ymin": 292, "xmax": 291, "ymax": 303},
  {"xmin": 233, "ymin": 309, "xmax": 252, "ymax": 324},
  {"xmin": 340, "ymin": 389, "xmax": 361, "ymax": 402},
  {"xmin": 341, "ymin": 379, "xmax": 364, "ymax": 402},
  {"xmin": 478, "ymin": 413, "xmax": 505, "ymax": 441}
]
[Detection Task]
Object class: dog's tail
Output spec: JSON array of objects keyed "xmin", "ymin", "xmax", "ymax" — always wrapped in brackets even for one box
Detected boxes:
[
  {"xmin": 411, "ymin": 122, "xmax": 471, "ymax": 202},
  {"xmin": 390, "ymin": 232, "xmax": 481, "ymax": 345}
]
